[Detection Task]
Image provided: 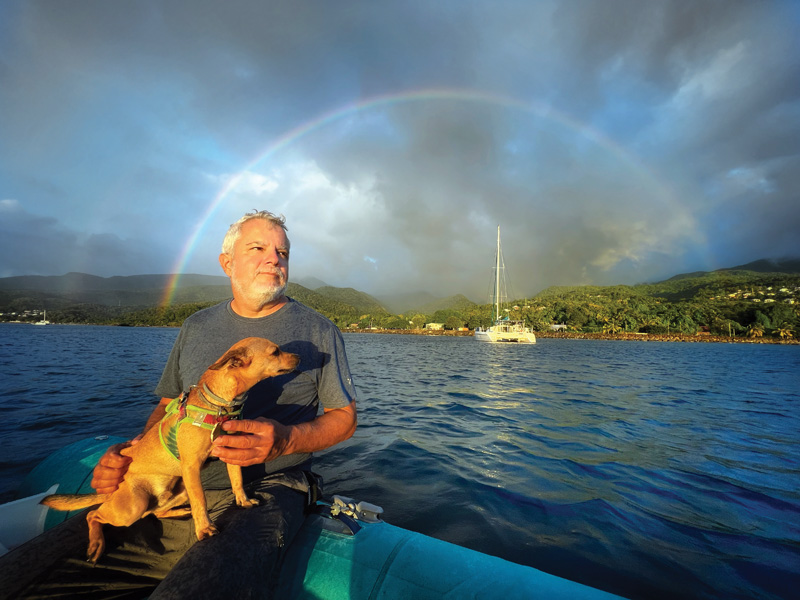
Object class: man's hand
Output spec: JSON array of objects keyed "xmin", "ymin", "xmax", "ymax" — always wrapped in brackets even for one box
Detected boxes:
[
  {"xmin": 211, "ymin": 401, "xmax": 357, "ymax": 467},
  {"xmin": 90, "ymin": 438, "xmax": 139, "ymax": 494},
  {"xmin": 210, "ymin": 418, "xmax": 290, "ymax": 466}
]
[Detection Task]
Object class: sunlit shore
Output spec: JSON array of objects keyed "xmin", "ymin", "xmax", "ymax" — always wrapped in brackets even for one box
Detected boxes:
[{"xmin": 344, "ymin": 328, "xmax": 798, "ymax": 345}]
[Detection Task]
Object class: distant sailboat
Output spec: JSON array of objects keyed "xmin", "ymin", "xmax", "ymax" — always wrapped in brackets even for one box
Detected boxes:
[
  {"xmin": 33, "ymin": 310, "xmax": 50, "ymax": 325},
  {"xmin": 474, "ymin": 227, "xmax": 536, "ymax": 344}
]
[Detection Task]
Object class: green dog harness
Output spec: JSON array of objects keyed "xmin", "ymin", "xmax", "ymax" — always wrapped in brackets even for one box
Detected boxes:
[{"xmin": 158, "ymin": 387, "xmax": 244, "ymax": 461}]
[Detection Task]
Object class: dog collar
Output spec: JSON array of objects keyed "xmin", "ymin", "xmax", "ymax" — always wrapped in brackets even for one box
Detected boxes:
[{"xmin": 198, "ymin": 383, "xmax": 247, "ymax": 409}]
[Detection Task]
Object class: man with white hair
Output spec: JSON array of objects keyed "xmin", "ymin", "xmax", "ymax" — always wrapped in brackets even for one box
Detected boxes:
[{"xmin": 22, "ymin": 210, "xmax": 358, "ymax": 599}]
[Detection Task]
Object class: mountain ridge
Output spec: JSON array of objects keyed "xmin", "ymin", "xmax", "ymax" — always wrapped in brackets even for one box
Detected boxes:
[
  {"xmin": 2, "ymin": 258, "xmax": 798, "ymax": 316},
  {"xmin": 667, "ymin": 258, "xmax": 800, "ymax": 281},
  {"xmin": 0, "ymin": 272, "xmax": 476, "ymax": 316}
]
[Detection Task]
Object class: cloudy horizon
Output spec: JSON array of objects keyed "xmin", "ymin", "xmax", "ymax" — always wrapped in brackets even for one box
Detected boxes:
[{"xmin": 2, "ymin": 1, "xmax": 798, "ymax": 302}]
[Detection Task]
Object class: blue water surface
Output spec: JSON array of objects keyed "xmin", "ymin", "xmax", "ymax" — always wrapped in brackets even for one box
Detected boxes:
[{"xmin": 1, "ymin": 324, "xmax": 798, "ymax": 599}]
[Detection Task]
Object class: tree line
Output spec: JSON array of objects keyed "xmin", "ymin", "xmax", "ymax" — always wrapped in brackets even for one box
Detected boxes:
[{"xmin": 5, "ymin": 272, "xmax": 798, "ymax": 340}]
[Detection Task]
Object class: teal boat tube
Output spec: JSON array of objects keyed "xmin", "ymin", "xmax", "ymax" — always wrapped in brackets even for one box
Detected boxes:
[{"xmin": 3, "ymin": 437, "xmax": 625, "ymax": 599}]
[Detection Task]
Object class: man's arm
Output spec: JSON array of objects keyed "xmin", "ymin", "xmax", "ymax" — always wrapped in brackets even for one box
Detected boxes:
[
  {"xmin": 90, "ymin": 397, "xmax": 172, "ymax": 493},
  {"xmin": 210, "ymin": 401, "xmax": 357, "ymax": 466}
]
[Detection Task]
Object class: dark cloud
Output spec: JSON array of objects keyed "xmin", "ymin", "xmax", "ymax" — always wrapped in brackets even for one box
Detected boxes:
[
  {"xmin": 0, "ymin": 200, "xmax": 171, "ymax": 277},
  {"xmin": 1, "ymin": 1, "xmax": 798, "ymax": 300}
]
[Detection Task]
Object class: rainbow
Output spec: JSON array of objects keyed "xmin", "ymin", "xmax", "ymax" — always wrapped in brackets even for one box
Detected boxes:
[{"xmin": 160, "ymin": 87, "xmax": 679, "ymax": 306}]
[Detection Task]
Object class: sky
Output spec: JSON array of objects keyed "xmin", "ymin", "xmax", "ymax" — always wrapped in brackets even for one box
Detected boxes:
[{"xmin": 1, "ymin": 0, "xmax": 798, "ymax": 303}]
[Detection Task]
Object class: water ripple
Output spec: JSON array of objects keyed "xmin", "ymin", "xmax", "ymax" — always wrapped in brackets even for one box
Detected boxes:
[
  {"xmin": 2, "ymin": 327, "xmax": 799, "ymax": 599},
  {"xmin": 327, "ymin": 334, "xmax": 800, "ymax": 599}
]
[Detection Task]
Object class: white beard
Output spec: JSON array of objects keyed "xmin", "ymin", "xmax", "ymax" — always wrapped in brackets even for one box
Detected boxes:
[{"xmin": 231, "ymin": 265, "xmax": 287, "ymax": 309}]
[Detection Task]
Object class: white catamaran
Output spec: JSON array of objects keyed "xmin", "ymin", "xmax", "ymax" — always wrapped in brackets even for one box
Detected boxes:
[
  {"xmin": 32, "ymin": 310, "xmax": 50, "ymax": 325},
  {"xmin": 474, "ymin": 226, "xmax": 536, "ymax": 344}
]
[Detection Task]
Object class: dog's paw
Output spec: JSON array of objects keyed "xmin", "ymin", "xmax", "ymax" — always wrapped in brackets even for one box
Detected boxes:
[
  {"xmin": 196, "ymin": 524, "xmax": 219, "ymax": 540},
  {"xmin": 236, "ymin": 496, "xmax": 261, "ymax": 509},
  {"xmin": 86, "ymin": 541, "xmax": 105, "ymax": 564}
]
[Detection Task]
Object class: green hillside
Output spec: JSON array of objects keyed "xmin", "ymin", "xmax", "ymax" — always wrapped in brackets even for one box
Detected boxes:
[
  {"xmin": 1, "ymin": 264, "xmax": 798, "ymax": 339},
  {"xmin": 313, "ymin": 286, "xmax": 388, "ymax": 315},
  {"xmin": 285, "ymin": 284, "xmax": 374, "ymax": 326},
  {"xmin": 528, "ymin": 271, "xmax": 800, "ymax": 337},
  {"xmin": 637, "ymin": 271, "xmax": 799, "ymax": 302},
  {"xmin": 0, "ymin": 273, "xmax": 231, "ymax": 308}
]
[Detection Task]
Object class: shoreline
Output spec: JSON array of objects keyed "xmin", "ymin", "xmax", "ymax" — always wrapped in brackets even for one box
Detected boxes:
[
  {"xmin": 4, "ymin": 321, "xmax": 796, "ymax": 345},
  {"xmin": 344, "ymin": 328, "xmax": 799, "ymax": 345}
]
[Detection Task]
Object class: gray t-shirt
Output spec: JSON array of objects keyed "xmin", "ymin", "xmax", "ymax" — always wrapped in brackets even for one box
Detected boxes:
[{"xmin": 155, "ymin": 298, "xmax": 357, "ymax": 487}]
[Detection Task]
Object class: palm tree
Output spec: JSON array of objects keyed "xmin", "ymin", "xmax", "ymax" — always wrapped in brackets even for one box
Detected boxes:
[
  {"xmin": 602, "ymin": 318, "xmax": 622, "ymax": 335},
  {"xmin": 747, "ymin": 324, "xmax": 764, "ymax": 338},
  {"xmin": 776, "ymin": 323, "xmax": 794, "ymax": 339}
]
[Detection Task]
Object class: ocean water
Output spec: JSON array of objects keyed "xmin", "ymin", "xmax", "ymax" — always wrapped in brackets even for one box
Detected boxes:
[{"xmin": 1, "ymin": 324, "xmax": 798, "ymax": 599}]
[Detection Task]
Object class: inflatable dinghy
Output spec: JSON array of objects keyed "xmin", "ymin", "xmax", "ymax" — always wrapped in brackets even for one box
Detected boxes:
[{"xmin": 1, "ymin": 436, "xmax": 625, "ymax": 599}]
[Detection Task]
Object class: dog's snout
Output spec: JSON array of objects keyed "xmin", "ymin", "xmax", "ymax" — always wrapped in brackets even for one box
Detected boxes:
[{"xmin": 284, "ymin": 352, "xmax": 300, "ymax": 369}]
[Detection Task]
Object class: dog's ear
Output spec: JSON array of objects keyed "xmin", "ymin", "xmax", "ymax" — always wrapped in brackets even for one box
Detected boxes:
[{"xmin": 209, "ymin": 347, "xmax": 252, "ymax": 370}]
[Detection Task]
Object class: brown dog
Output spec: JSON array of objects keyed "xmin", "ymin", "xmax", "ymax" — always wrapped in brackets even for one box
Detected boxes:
[{"xmin": 41, "ymin": 336, "xmax": 300, "ymax": 563}]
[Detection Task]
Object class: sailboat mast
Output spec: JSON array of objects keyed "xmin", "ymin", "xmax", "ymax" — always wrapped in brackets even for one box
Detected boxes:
[{"xmin": 495, "ymin": 226, "xmax": 501, "ymax": 322}]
